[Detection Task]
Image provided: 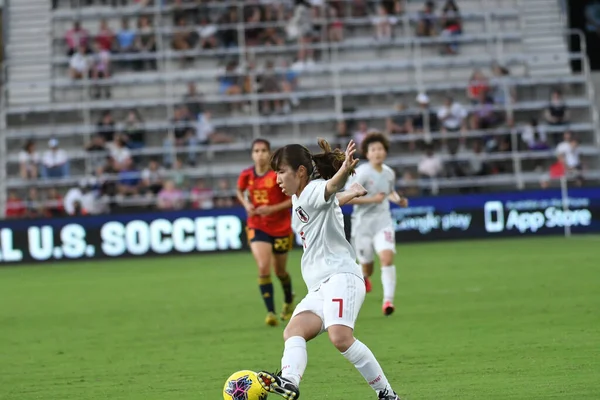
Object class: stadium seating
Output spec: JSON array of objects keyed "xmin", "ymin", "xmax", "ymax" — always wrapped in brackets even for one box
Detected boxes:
[{"xmin": 2, "ymin": 0, "xmax": 599, "ymax": 212}]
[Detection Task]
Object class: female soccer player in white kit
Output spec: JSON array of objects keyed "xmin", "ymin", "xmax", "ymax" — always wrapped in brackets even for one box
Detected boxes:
[
  {"xmin": 348, "ymin": 132, "xmax": 408, "ymax": 316},
  {"xmin": 257, "ymin": 139, "xmax": 401, "ymax": 400}
]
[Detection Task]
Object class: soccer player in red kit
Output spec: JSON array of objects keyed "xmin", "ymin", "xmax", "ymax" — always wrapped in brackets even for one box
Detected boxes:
[{"xmin": 237, "ymin": 139, "xmax": 295, "ymax": 327}]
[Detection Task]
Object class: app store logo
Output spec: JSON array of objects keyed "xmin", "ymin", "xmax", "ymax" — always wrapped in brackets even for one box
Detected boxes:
[{"xmin": 484, "ymin": 201, "xmax": 504, "ymax": 233}]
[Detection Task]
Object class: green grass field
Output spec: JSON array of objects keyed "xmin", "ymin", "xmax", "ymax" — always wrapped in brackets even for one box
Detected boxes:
[{"xmin": 1, "ymin": 236, "xmax": 599, "ymax": 400}]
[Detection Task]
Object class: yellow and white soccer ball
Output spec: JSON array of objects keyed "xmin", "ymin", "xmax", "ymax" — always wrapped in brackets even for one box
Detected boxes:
[{"xmin": 223, "ymin": 370, "xmax": 268, "ymax": 400}]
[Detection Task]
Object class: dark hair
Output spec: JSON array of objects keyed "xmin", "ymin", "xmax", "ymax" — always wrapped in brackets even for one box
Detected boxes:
[
  {"xmin": 270, "ymin": 138, "xmax": 349, "ymax": 180},
  {"xmin": 251, "ymin": 138, "xmax": 271, "ymax": 151},
  {"xmin": 361, "ymin": 131, "xmax": 389, "ymax": 156}
]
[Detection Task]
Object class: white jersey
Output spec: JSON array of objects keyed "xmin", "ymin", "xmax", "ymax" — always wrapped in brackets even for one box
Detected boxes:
[
  {"xmin": 292, "ymin": 179, "xmax": 363, "ymax": 292},
  {"xmin": 349, "ymin": 163, "xmax": 396, "ymax": 237}
]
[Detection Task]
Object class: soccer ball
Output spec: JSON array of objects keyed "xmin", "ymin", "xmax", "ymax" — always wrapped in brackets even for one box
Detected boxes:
[{"xmin": 223, "ymin": 370, "xmax": 268, "ymax": 400}]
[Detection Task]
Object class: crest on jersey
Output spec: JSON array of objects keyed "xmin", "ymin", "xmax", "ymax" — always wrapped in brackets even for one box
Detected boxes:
[
  {"xmin": 295, "ymin": 206, "xmax": 310, "ymax": 223},
  {"xmin": 263, "ymin": 177, "xmax": 275, "ymax": 188}
]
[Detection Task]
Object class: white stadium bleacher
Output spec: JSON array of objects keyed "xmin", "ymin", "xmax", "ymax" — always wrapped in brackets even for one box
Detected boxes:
[{"xmin": 1, "ymin": 0, "xmax": 599, "ymax": 215}]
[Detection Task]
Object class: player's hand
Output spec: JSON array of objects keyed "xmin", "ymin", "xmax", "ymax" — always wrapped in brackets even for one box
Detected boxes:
[
  {"xmin": 244, "ymin": 202, "xmax": 256, "ymax": 216},
  {"xmin": 372, "ymin": 192, "xmax": 386, "ymax": 203},
  {"xmin": 347, "ymin": 182, "xmax": 367, "ymax": 198},
  {"xmin": 255, "ymin": 205, "xmax": 274, "ymax": 216},
  {"xmin": 399, "ymin": 196, "xmax": 409, "ymax": 208},
  {"xmin": 341, "ymin": 140, "xmax": 360, "ymax": 175}
]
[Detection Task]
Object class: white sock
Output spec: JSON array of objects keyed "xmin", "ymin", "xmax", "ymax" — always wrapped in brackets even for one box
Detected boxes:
[
  {"xmin": 341, "ymin": 339, "xmax": 394, "ymax": 394},
  {"xmin": 280, "ymin": 336, "xmax": 307, "ymax": 387},
  {"xmin": 381, "ymin": 265, "xmax": 396, "ymax": 303}
]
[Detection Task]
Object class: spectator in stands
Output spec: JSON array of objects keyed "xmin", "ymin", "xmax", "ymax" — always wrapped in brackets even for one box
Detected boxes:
[
  {"xmin": 417, "ymin": 144, "xmax": 443, "ymax": 195},
  {"xmin": 168, "ymin": 158, "xmax": 187, "ymax": 188},
  {"xmin": 172, "ymin": 17, "xmax": 196, "ymax": 67},
  {"xmin": 64, "ymin": 179, "xmax": 97, "ymax": 216},
  {"xmin": 491, "ymin": 63, "xmax": 516, "ymax": 105},
  {"xmin": 412, "ymin": 92, "xmax": 437, "ymax": 134},
  {"xmin": 196, "ymin": 111, "xmax": 234, "ymax": 145},
  {"xmin": 219, "ymin": 7, "xmax": 240, "ymax": 48},
  {"xmin": 197, "ymin": 16, "xmax": 218, "ymax": 50},
  {"xmin": 5, "ymin": 191, "xmax": 26, "ymax": 219},
  {"xmin": 521, "ymin": 118, "xmax": 549, "ymax": 151},
  {"xmin": 544, "ymin": 89, "xmax": 570, "ymax": 126},
  {"xmin": 372, "ymin": 4, "xmax": 397, "ymax": 41},
  {"xmin": 183, "ymin": 82, "xmax": 205, "ymax": 118},
  {"xmin": 90, "ymin": 42, "xmax": 112, "ymax": 99},
  {"xmin": 163, "ymin": 106, "xmax": 195, "ymax": 167},
  {"xmin": 157, "ymin": 180, "xmax": 185, "ymax": 210},
  {"xmin": 469, "ymin": 91, "xmax": 498, "ymax": 131},
  {"xmin": 556, "ymin": 131, "xmax": 581, "ymax": 171},
  {"xmin": 141, "ymin": 159, "xmax": 166, "ymax": 195},
  {"xmin": 96, "ymin": 19, "xmax": 114, "ymax": 52},
  {"xmin": 416, "ymin": 1, "xmax": 436, "ymax": 37},
  {"xmin": 327, "ymin": 7, "xmax": 344, "ymax": 42},
  {"xmin": 190, "ymin": 178, "xmax": 215, "ymax": 210},
  {"xmin": 117, "ymin": 158, "xmax": 142, "ymax": 197},
  {"xmin": 69, "ymin": 45, "xmax": 90, "ymax": 80},
  {"xmin": 288, "ymin": 0, "xmax": 316, "ymax": 67},
  {"xmin": 351, "ymin": 0, "xmax": 369, "ymax": 17},
  {"xmin": 116, "ymin": 18, "xmax": 137, "ymax": 70},
  {"xmin": 134, "ymin": 15, "xmax": 157, "ymax": 71},
  {"xmin": 258, "ymin": 59, "xmax": 284, "ymax": 114},
  {"xmin": 121, "ymin": 109, "xmax": 146, "ymax": 150},
  {"xmin": 97, "ymin": 110, "xmax": 116, "ymax": 145},
  {"xmin": 41, "ymin": 138, "xmax": 70, "ymax": 179},
  {"xmin": 45, "ymin": 188, "xmax": 65, "ymax": 217},
  {"xmin": 18, "ymin": 139, "xmax": 40, "ymax": 180},
  {"xmin": 540, "ymin": 153, "xmax": 567, "ymax": 189},
  {"xmin": 65, "ymin": 21, "xmax": 89, "ymax": 56},
  {"xmin": 386, "ymin": 102, "xmax": 410, "ymax": 136},
  {"xmin": 110, "ymin": 135, "xmax": 132, "ymax": 171},
  {"xmin": 439, "ymin": 0, "xmax": 462, "ymax": 55},
  {"xmin": 466, "ymin": 140, "xmax": 490, "ymax": 177},
  {"xmin": 218, "ymin": 61, "xmax": 244, "ymax": 113},
  {"xmin": 86, "ymin": 133, "xmax": 109, "ymax": 171},
  {"xmin": 466, "ymin": 69, "xmax": 489, "ymax": 104},
  {"xmin": 213, "ymin": 178, "xmax": 236, "ymax": 208},
  {"xmin": 437, "ymin": 96, "xmax": 468, "ymax": 140},
  {"xmin": 244, "ymin": 7, "xmax": 263, "ymax": 47}
]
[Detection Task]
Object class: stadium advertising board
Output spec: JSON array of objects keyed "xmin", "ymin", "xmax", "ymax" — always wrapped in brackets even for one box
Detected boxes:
[{"xmin": 0, "ymin": 187, "xmax": 599, "ymax": 265}]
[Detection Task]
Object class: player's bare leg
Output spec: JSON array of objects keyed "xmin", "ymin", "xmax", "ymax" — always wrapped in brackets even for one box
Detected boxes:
[
  {"xmin": 274, "ymin": 252, "xmax": 295, "ymax": 321},
  {"xmin": 258, "ymin": 312, "xmax": 322, "ymax": 399},
  {"xmin": 378, "ymin": 250, "xmax": 396, "ymax": 316},
  {"xmin": 251, "ymin": 241, "xmax": 278, "ymax": 326},
  {"xmin": 362, "ymin": 262, "xmax": 375, "ymax": 293},
  {"xmin": 329, "ymin": 324, "xmax": 400, "ymax": 399}
]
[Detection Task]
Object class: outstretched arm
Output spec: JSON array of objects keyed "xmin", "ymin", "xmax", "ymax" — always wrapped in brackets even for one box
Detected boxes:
[{"xmin": 336, "ymin": 182, "xmax": 368, "ymax": 206}]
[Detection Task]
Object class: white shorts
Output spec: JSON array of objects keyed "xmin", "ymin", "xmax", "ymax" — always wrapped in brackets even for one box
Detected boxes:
[
  {"xmin": 291, "ymin": 273, "xmax": 366, "ymax": 332},
  {"xmin": 352, "ymin": 227, "xmax": 396, "ymax": 264}
]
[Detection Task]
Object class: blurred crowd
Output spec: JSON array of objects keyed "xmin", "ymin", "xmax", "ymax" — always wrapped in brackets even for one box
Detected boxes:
[{"xmin": 5, "ymin": 1, "xmax": 586, "ymax": 218}]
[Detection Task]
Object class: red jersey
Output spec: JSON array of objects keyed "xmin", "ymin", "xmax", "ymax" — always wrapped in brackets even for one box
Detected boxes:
[{"xmin": 238, "ymin": 167, "xmax": 292, "ymax": 237}]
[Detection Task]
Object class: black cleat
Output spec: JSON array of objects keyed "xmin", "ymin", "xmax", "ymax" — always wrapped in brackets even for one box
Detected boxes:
[
  {"xmin": 378, "ymin": 388, "xmax": 401, "ymax": 400},
  {"xmin": 257, "ymin": 370, "xmax": 300, "ymax": 399}
]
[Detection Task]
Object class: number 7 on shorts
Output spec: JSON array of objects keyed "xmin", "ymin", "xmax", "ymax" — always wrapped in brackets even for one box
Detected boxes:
[{"xmin": 332, "ymin": 298, "xmax": 344, "ymax": 318}]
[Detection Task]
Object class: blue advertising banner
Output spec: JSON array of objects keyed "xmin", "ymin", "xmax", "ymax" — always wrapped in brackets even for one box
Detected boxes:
[{"xmin": 0, "ymin": 187, "xmax": 599, "ymax": 265}]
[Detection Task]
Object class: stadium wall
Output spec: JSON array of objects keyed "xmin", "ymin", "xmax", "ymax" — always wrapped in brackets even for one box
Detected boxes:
[{"xmin": 1, "ymin": 187, "xmax": 599, "ymax": 265}]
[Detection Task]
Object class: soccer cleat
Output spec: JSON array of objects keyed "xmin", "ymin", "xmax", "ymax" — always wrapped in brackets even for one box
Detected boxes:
[
  {"xmin": 257, "ymin": 370, "xmax": 300, "ymax": 399},
  {"xmin": 365, "ymin": 277, "xmax": 372, "ymax": 293},
  {"xmin": 280, "ymin": 300, "xmax": 294, "ymax": 321},
  {"xmin": 382, "ymin": 301, "xmax": 395, "ymax": 316},
  {"xmin": 378, "ymin": 388, "xmax": 401, "ymax": 400},
  {"xmin": 265, "ymin": 312, "xmax": 279, "ymax": 326}
]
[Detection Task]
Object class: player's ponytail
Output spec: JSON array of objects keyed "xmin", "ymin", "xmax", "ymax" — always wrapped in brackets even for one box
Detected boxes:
[
  {"xmin": 269, "ymin": 138, "xmax": 354, "ymax": 181},
  {"xmin": 311, "ymin": 138, "xmax": 348, "ymax": 180}
]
